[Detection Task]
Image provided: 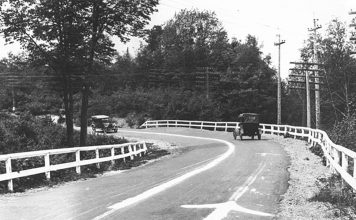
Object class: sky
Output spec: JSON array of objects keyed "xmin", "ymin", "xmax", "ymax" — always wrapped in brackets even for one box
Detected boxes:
[{"xmin": 1, "ymin": 0, "xmax": 355, "ymax": 78}]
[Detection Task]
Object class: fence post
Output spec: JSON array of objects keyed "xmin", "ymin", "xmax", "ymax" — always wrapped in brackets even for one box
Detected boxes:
[
  {"xmin": 334, "ymin": 148, "xmax": 340, "ymax": 171},
  {"xmin": 5, "ymin": 158, "xmax": 13, "ymax": 192},
  {"xmin": 111, "ymin": 147, "xmax": 115, "ymax": 166},
  {"xmin": 176, "ymin": 121, "xmax": 178, "ymax": 127},
  {"xmin": 342, "ymin": 152, "xmax": 349, "ymax": 187},
  {"xmin": 225, "ymin": 123, "xmax": 228, "ymax": 132},
  {"xmin": 138, "ymin": 143, "xmax": 143, "ymax": 157},
  {"xmin": 214, "ymin": 123, "xmax": 217, "ymax": 131},
  {"xmin": 342, "ymin": 152, "xmax": 348, "ymax": 172},
  {"xmin": 200, "ymin": 122, "xmax": 203, "ymax": 130},
  {"xmin": 129, "ymin": 144, "xmax": 134, "ymax": 160},
  {"xmin": 75, "ymin": 150, "xmax": 81, "ymax": 175},
  {"xmin": 45, "ymin": 153, "xmax": 51, "ymax": 180},
  {"xmin": 134, "ymin": 144, "xmax": 138, "ymax": 157},
  {"xmin": 143, "ymin": 142, "xmax": 147, "ymax": 156},
  {"xmin": 121, "ymin": 147, "xmax": 126, "ymax": 163},
  {"xmin": 96, "ymin": 148, "xmax": 100, "ymax": 169},
  {"xmin": 189, "ymin": 121, "xmax": 191, "ymax": 128},
  {"xmin": 156, "ymin": 121, "xmax": 158, "ymax": 128}
]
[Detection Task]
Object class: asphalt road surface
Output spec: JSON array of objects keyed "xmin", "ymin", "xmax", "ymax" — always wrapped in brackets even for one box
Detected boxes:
[{"xmin": 0, "ymin": 128, "xmax": 289, "ymax": 220}]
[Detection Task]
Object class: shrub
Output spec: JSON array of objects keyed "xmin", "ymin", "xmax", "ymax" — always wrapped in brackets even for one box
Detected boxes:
[
  {"xmin": 126, "ymin": 112, "xmax": 147, "ymax": 128},
  {"xmin": 329, "ymin": 114, "xmax": 356, "ymax": 152},
  {"xmin": 0, "ymin": 113, "xmax": 130, "ymax": 193}
]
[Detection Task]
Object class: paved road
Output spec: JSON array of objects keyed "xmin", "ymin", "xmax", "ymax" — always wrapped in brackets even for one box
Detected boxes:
[{"xmin": 0, "ymin": 128, "xmax": 289, "ymax": 220}]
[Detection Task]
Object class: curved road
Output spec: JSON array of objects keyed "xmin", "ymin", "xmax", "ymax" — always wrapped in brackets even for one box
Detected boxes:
[{"xmin": 0, "ymin": 128, "xmax": 289, "ymax": 220}]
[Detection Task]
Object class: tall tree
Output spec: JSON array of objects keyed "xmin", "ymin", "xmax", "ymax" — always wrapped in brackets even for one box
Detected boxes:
[
  {"xmin": 78, "ymin": 0, "xmax": 159, "ymax": 146},
  {"xmin": 0, "ymin": 0, "xmax": 159, "ymax": 146},
  {"xmin": 137, "ymin": 9, "xmax": 230, "ymax": 72},
  {"xmin": 298, "ymin": 19, "xmax": 356, "ymax": 126}
]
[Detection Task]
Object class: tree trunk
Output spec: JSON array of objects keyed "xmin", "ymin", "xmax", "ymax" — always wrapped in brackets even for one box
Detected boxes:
[
  {"xmin": 63, "ymin": 78, "xmax": 74, "ymax": 147},
  {"xmin": 79, "ymin": 0, "xmax": 99, "ymax": 146},
  {"xmin": 80, "ymin": 84, "xmax": 89, "ymax": 146}
]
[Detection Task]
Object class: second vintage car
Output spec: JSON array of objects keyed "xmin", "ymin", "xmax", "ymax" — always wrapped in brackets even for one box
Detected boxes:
[
  {"xmin": 233, "ymin": 113, "xmax": 261, "ymax": 140},
  {"xmin": 91, "ymin": 115, "xmax": 118, "ymax": 133}
]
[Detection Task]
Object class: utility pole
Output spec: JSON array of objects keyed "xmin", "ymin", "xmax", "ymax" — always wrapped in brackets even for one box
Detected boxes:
[
  {"xmin": 289, "ymin": 62, "xmax": 324, "ymax": 128},
  {"xmin": 308, "ymin": 19, "xmax": 322, "ymax": 129},
  {"xmin": 274, "ymin": 34, "xmax": 285, "ymax": 125}
]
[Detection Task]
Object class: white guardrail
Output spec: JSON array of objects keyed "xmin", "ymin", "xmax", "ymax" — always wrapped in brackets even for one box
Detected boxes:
[
  {"xmin": 0, "ymin": 142, "xmax": 147, "ymax": 191},
  {"xmin": 141, "ymin": 120, "xmax": 356, "ymax": 190}
]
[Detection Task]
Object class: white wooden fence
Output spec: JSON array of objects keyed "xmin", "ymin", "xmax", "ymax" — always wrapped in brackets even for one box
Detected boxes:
[
  {"xmin": 0, "ymin": 142, "xmax": 147, "ymax": 191},
  {"xmin": 141, "ymin": 120, "xmax": 356, "ymax": 190}
]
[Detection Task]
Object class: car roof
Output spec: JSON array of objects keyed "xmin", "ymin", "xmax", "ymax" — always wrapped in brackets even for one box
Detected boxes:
[{"xmin": 91, "ymin": 115, "xmax": 109, "ymax": 119}]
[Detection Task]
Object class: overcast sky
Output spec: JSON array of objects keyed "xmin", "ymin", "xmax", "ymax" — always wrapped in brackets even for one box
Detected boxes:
[{"xmin": 1, "ymin": 0, "xmax": 355, "ymax": 78}]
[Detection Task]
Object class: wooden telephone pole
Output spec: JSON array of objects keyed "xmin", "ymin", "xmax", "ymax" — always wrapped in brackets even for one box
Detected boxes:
[
  {"xmin": 308, "ymin": 19, "xmax": 322, "ymax": 129},
  {"xmin": 289, "ymin": 62, "xmax": 324, "ymax": 128},
  {"xmin": 274, "ymin": 34, "xmax": 285, "ymax": 125}
]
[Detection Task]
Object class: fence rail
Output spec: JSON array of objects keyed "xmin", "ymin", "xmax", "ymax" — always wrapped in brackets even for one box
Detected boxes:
[
  {"xmin": 0, "ymin": 142, "xmax": 147, "ymax": 191},
  {"xmin": 141, "ymin": 120, "xmax": 356, "ymax": 190}
]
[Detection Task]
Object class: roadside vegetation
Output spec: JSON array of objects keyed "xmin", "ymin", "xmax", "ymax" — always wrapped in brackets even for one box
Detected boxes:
[
  {"xmin": 0, "ymin": 113, "xmax": 170, "ymax": 193},
  {"xmin": 305, "ymin": 114, "xmax": 356, "ymax": 218}
]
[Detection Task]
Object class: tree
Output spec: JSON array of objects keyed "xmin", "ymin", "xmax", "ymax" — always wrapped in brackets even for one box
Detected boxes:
[
  {"xmin": 319, "ymin": 19, "xmax": 356, "ymax": 121},
  {"xmin": 220, "ymin": 35, "xmax": 277, "ymax": 123},
  {"xmin": 1, "ymin": 0, "xmax": 159, "ymax": 146},
  {"xmin": 137, "ymin": 9, "xmax": 230, "ymax": 72},
  {"xmin": 286, "ymin": 19, "xmax": 356, "ymax": 127},
  {"xmin": 297, "ymin": 19, "xmax": 356, "ymax": 126}
]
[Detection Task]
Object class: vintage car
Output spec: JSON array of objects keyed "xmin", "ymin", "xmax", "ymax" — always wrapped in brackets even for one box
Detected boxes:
[
  {"xmin": 233, "ymin": 113, "xmax": 261, "ymax": 140},
  {"xmin": 91, "ymin": 115, "xmax": 118, "ymax": 133}
]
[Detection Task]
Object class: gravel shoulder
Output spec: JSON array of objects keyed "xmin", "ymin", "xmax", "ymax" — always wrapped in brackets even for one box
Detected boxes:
[{"xmin": 269, "ymin": 135, "xmax": 355, "ymax": 219}]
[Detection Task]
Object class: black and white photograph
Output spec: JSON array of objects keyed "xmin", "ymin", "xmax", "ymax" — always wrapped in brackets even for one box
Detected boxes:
[{"xmin": 0, "ymin": 0, "xmax": 356, "ymax": 219}]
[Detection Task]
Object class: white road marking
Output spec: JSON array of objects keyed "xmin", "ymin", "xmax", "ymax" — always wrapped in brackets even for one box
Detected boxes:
[
  {"xmin": 257, "ymin": 153, "xmax": 282, "ymax": 157},
  {"xmin": 182, "ymin": 162, "xmax": 274, "ymax": 219},
  {"xmin": 93, "ymin": 130, "xmax": 235, "ymax": 220}
]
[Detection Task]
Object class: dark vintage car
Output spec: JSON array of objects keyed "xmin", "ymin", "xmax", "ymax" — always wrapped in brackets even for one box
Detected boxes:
[
  {"xmin": 91, "ymin": 115, "xmax": 118, "ymax": 133},
  {"xmin": 233, "ymin": 113, "xmax": 261, "ymax": 140}
]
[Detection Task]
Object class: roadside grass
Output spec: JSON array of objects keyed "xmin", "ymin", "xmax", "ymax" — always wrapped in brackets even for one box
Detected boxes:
[
  {"xmin": 0, "ymin": 142, "xmax": 170, "ymax": 194},
  {"xmin": 309, "ymin": 144, "xmax": 356, "ymax": 218}
]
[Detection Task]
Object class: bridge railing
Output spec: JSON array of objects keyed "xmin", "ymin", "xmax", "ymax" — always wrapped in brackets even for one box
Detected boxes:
[
  {"xmin": 141, "ymin": 120, "xmax": 356, "ymax": 190},
  {"xmin": 0, "ymin": 142, "xmax": 147, "ymax": 192}
]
